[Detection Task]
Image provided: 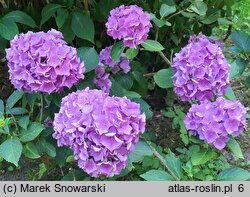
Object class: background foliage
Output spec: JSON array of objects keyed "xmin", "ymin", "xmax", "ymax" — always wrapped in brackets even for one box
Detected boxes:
[{"xmin": 0, "ymin": 0, "xmax": 249, "ymax": 181}]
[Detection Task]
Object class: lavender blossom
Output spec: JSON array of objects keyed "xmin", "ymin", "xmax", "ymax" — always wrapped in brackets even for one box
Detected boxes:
[
  {"xmin": 53, "ymin": 88, "xmax": 146, "ymax": 177},
  {"xmin": 6, "ymin": 29, "xmax": 85, "ymax": 94}
]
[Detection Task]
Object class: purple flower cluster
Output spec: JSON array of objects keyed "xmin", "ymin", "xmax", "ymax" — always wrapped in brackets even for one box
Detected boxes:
[
  {"xmin": 184, "ymin": 97, "xmax": 246, "ymax": 150},
  {"xmin": 172, "ymin": 34, "xmax": 230, "ymax": 102},
  {"xmin": 53, "ymin": 88, "xmax": 146, "ymax": 177},
  {"xmin": 93, "ymin": 46, "xmax": 130, "ymax": 93},
  {"xmin": 6, "ymin": 29, "xmax": 85, "ymax": 94},
  {"xmin": 106, "ymin": 5, "xmax": 151, "ymax": 48}
]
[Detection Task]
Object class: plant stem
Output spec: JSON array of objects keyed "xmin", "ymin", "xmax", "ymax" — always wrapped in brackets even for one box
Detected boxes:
[
  {"xmin": 142, "ymin": 138, "xmax": 180, "ymax": 181},
  {"xmin": 167, "ymin": 9, "xmax": 185, "ymax": 20},
  {"xmin": 6, "ymin": 105, "xmax": 19, "ymax": 133},
  {"xmin": 39, "ymin": 93, "xmax": 44, "ymax": 123},
  {"xmin": 157, "ymin": 51, "xmax": 172, "ymax": 66},
  {"xmin": 143, "ymin": 72, "xmax": 156, "ymax": 77}
]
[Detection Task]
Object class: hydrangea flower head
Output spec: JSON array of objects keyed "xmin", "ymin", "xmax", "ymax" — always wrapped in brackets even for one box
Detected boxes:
[
  {"xmin": 6, "ymin": 29, "xmax": 85, "ymax": 94},
  {"xmin": 94, "ymin": 46, "xmax": 130, "ymax": 93},
  {"xmin": 106, "ymin": 5, "xmax": 151, "ymax": 48},
  {"xmin": 184, "ymin": 97, "xmax": 246, "ymax": 150},
  {"xmin": 172, "ymin": 34, "xmax": 230, "ymax": 102},
  {"xmin": 53, "ymin": 88, "xmax": 146, "ymax": 177}
]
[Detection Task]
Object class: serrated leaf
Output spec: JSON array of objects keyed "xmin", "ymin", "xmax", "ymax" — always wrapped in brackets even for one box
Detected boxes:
[
  {"xmin": 141, "ymin": 40, "xmax": 164, "ymax": 51},
  {"xmin": 154, "ymin": 68, "xmax": 173, "ymax": 88},
  {"xmin": 60, "ymin": 13, "xmax": 75, "ymax": 43},
  {"xmin": 56, "ymin": 8, "xmax": 69, "ymax": 28},
  {"xmin": 7, "ymin": 107, "xmax": 28, "ymax": 115},
  {"xmin": 37, "ymin": 139, "xmax": 56, "ymax": 157},
  {"xmin": 132, "ymin": 98, "xmax": 153, "ymax": 119},
  {"xmin": 41, "ymin": 3, "xmax": 62, "ymax": 26},
  {"xmin": 3, "ymin": 10, "xmax": 36, "ymax": 28},
  {"xmin": 224, "ymin": 86, "xmax": 236, "ymax": 100},
  {"xmin": 71, "ymin": 11, "xmax": 95, "ymax": 43},
  {"xmin": 140, "ymin": 170, "xmax": 174, "ymax": 181},
  {"xmin": 111, "ymin": 41, "xmax": 125, "ymax": 62},
  {"xmin": 6, "ymin": 90, "xmax": 24, "ymax": 109},
  {"xmin": 0, "ymin": 137, "xmax": 22, "ymax": 166},
  {"xmin": 126, "ymin": 48, "xmax": 139, "ymax": 59},
  {"xmin": 23, "ymin": 142, "xmax": 40, "ymax": 159},
  {"xmin": 77, "ymin": 47, "xmax": 99, "ymax": 73},
  {"xmin": 0, "ymin": 19, "xmax": 19, "ymax": 40},
  {"xmin": 0, "ymin": 99, "xmax": 4, "ymax": 114},
  {"xmin": 160, "ymin": 4, "xmax": 176, "ymax": 18},
  {"xmin": 129, "ymin": 140, "xmax": 153, "ymax": 162},
  {"xmin": 20, "ymin": 122, "xmax": 44, "ymax": 142},
  {"xmin": 231, "ymin": 31, "xmax": 250, "ymax": 53},
  {"xmin": 227, "ymin": 138, "xmax": 244, "ymax": 159},
  {"xmin": 165, "ymin": 153, "xmax": 183, "ymax": 179},
  {"xmin": 18, "ymin": 116, "xmax": 29, "ymax": 130},
  {"xmin": 218, "ymin": 167, "xmax": 250, "ymax": 181},
  {"xmin": 190, "ymin": 1, "xmax": 207, "ymax": 16},
  {"xmin": 191, "ymin": 148, "xmax": 216, "ymax": 165}
]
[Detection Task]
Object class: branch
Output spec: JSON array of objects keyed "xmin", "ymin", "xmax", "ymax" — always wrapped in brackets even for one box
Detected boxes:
[
  {"xmin": 6, "ymin": 105, "xmax": 19, "ymax": 133},
  {"xmin": 157, "ymin": 51, "xmax": 172, "ymax": 66},
  {"xmin": 143, "ymin": 72, "xmax": 156, "ymax": 77},
  {"xmin": 39, "ymin": 93, "xmax": 44, "ymax": 123},
  {"xmin": 167, "ymin": 10, "xmax": 185, "ymax": 20},
  {"xmin": 143, "ymin": 138, "xmax": 180, "ymax": 181}
]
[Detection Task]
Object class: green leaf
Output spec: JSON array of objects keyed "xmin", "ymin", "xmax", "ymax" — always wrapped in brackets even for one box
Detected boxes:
[
  {"xmin": 190, "ymin": 1, "xmax": 207, "ymax": 16},
  {"xmin": 229, "ymin": 60, "xmax": 239, "ymax": 80},
  {"xmin": 200, "ymin": 11, "xmax": 220, "ymax": 24},
  {"xmin": 37, "ymin": 139, "xmax": 56, "ymax": 157},
  {"xmin": 60, "ymin": 13, "xmax": 75, "ymax": 43},
  {"xmin": 38, "ymin": 163, "xmax": 47, "ymax": 179},
  {"xmin": 129, "ymin": 140, "xmax": 153, "ymax": 162},
  {"xmin": 111, "ymin": 41, "xmax": 125, "ymax": 62},
  {"xmin": 41, "ymin": 3, "xmax": 62, "ymax": 26},
  {"xmin": 23, "ymin": 142, "xmax": 40, "ymax": 159},
  {"xmin": 7, "ymin": 107, "xmax": 28, "ymax": 115},
  {"xmin": 6, "ymin": 90, "xmax": 24, "ymax": 109},
  {"xmin": 3, "ymin": 10, "xmax": 36, "ymax": 28},
  {"xmin": 0, "ymin": 99, "xmax": 4, "ymax": 114},
  {"xmin": 126, "ymin": 48, "xmax": 139, "ymax": 59},
  {"xmin": 0, "ymin": 19, "xmax": 19, "ymax": 40},
  {"xmin": 140, "ymin": 170, "xmax": 174, "ymax": 181},
  {"xmin": 191, "ymin": 148, "xmax": 216, "ymax": 165},
  {"xmin": 227, "ymin": 138, "xmax": 244, "ymax": 159},
  {"xmin": 224, "ymin": 86, "xmax": 236, "ymax": 100},
  {"xmin": 236, "ymin": 59, "xmax": 248, "ymax": 75},
  {"xmin": 115, "ymin": 74, "xmax": 133, "ymax": 90},
  {"xmin": 123, "ymin": 91, "xmax": 141, "ymax": 99},
  {"xmin": 0, "ymin": 137, "xmax": 22, "ymax": 166},
  {"xmin": 18, "ymin": 116, "xmax": 29, "ymax": 130},
  {"xmin": 71, "ymin": 11, "xmax": 95, "ymax": 43},
  {"xmin": 141, "ymin": 40, "xmax": 164, "ymax": 51},
  {"xmin": 165, "ymin": 152, "xmax": 183, "ymax": 179},
  {"xmin": 218, "ymin": 18, "xmax": 232, "ymax": 25},
  {"xmin": 77, "ymin": 47, "xmax": 99, "ymax": 73},
  {"xmin": 218, "ymin": 167, "xmax": 250, "ymax": 181},
  {"xmin": 231, "ymin": 31, "xmax": 250, "ymax": 53},
  {"xmin": 56, "ymin": 8, "xmax": 69, "ymax": 28},
  {"xmin": 160, "ymin": 4, "xmax": 176, "ymax": 18},
  {"xmin": 154, "ymin": 68, "xmax": 173, "ymax": 88},
  {"xmin": 132, "ymin": 98, "xmax": 153, "ymax": 119},
  {"xmin": 20, "ymin": 122, "xmax": 44, "ymax": 142}
]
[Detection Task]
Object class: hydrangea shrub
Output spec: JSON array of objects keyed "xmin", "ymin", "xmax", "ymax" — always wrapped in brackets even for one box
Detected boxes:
[
  {"xmin": 53, "ymin": 88, "xmax": 146, "ymax": 177},
  {"xmin": 6, "ymin": 29, "xmax": 85, "ymax": 94},
  {"xmin": 172, "ymin": 34, "xmax": 230, "ymax": 102},
  {"xmin": 106, "ymin": 5, "xmax": 151, "ymax": 48},
  {"xmin": 184, "ymin": 97, "xmax": 247, "ymax": 150}
]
